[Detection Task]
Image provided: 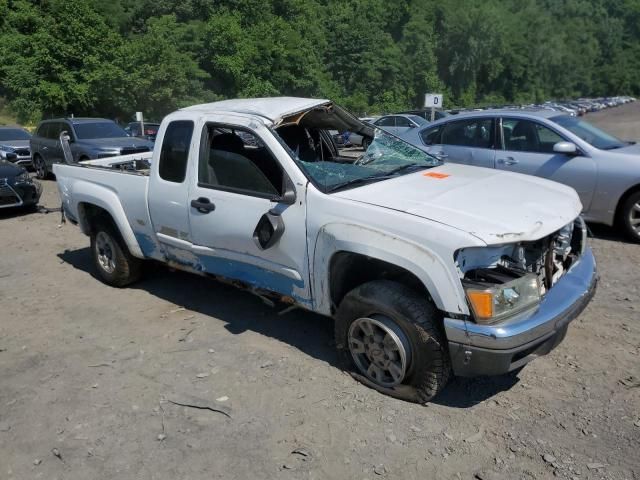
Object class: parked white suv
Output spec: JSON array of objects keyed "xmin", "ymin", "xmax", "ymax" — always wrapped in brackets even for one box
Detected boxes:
[{"xmin": 53, "ymin": 97, "xmax": 597, "ymax": 402}]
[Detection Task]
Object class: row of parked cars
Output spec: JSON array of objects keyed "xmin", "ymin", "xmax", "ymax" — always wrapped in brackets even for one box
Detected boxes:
[
  {"xmin": 2, "ymin": 95, "xmax": 639, "ymax": 243},
  {"xmin": 356, "ymin": 96, "xmax": 639, "ymax": 242},
  {"xmin": 0, "ymin": 118, "xmax": 159, "ymax": 210}
]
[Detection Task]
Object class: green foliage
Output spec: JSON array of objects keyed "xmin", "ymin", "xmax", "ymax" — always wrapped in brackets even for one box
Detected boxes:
[{"xmin": 0, "ymin": 0, "xmax": 638, "ymax": 122}]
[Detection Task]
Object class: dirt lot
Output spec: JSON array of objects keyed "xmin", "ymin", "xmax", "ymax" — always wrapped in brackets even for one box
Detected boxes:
[{"xmin": 1, "ymin": 105, "xmax": 639, "ymax": 480}]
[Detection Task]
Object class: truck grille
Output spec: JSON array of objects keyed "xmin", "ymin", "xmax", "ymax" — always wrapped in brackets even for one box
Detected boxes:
[
  {"xmin": 120, "ymin": 146, "xmax": 150, "ymax": 156},
  {"xmin": 14, "ymin": 148, "xmax": 30, "ymax": 157}
]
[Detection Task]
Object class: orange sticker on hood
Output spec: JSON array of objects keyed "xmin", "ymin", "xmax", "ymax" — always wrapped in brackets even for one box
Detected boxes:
[{"xmin": 423, "ymin": 172, "xmax": 450, "ymax": 179}]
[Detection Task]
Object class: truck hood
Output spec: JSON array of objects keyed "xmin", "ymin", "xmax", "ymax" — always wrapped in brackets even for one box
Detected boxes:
[
  {"xmin": 0, "ymin": 140, "xmax": 30, "ymax": 149},
  {"xmin": 0, "ymin": 159, "xmax": 24, "ymax": 177},
  {"xmin": 334, "ymin": 164, "xmax": 582, "ymax": 245}
]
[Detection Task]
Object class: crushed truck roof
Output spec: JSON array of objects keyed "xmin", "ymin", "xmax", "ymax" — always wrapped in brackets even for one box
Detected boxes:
[{"xmin": 180, "ymin": 97, "xmax": 330, "ymax": 123}]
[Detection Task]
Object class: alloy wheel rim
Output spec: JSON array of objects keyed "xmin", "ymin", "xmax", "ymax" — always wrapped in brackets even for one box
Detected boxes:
[
  {"xmin": 348, "ymin": 315, "xmax": 410, "ymax": 387},
  {"xmin": 36, "ymin": 158, "xmax": 45, "ymax": 178},
  {"xmin": 95, "ymin": 232, "xmax": 116, "ymax": 274},
  {"xmin": 630, "ymin": 201, "xmax": 640, "ymax": 234}
]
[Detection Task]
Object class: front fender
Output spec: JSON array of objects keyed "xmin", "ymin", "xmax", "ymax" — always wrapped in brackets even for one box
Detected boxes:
[{"xmin": 311, "ymin": 223, "xmax": 468, "ymax": 316}]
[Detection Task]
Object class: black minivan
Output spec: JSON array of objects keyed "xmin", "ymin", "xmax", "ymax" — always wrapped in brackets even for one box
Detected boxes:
[{"xmin": 30, "ymin": 118, "xmax": 154, "ymax": 179}]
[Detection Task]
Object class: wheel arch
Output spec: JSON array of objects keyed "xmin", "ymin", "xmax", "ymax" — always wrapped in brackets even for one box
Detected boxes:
[
  {"xmin": 74, "ymin": 190, "xmax": 144, "ymax": 259},
  {"xmin": 312, "ymin": 223, "xmax": 468, "ymax": 316},
  {"xmin": 614, "ymin": 183, "xmax": 640, "ymax": 222}
]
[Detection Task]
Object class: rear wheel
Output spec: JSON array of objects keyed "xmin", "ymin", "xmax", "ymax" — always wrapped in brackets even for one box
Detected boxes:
[
  {"xmin": 33, "ymin": 155, "xmax": 48, "ymax": 180},
  {"xmin": 335, "ymin": 280, "xmax": 451, "ymax": 403},
  {"xmin": 90, "ymin": 221, "xmax": 142, "ymax": 287},
  {"xmin": 620, "ymin": 191, "xmax": 640, "ymax": 243}
]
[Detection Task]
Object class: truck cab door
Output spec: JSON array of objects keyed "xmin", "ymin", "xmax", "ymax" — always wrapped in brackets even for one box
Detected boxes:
[
  {"xmin": 186, "ymin": 119, "xmax": 310, "ymax": 305},
  {"xmin": 147, "ymin": 119, "xmax": 196, "ymax": 260}
]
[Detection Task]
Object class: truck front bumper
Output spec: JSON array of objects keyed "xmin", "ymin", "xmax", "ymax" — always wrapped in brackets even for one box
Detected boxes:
[{"xmin": 444, "ymin": 246, "xmax": 597, "ymax": 377}]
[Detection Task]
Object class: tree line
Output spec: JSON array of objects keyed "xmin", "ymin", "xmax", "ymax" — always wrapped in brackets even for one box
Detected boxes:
[{"xmin": 0, "ymin": 0, "xmax": 638, "ymax": 123}]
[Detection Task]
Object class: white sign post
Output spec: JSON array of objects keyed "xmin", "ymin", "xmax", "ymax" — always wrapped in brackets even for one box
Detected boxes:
[
  {"xmin": 135, "ymin": 111, "xmax": 144, "ymax": 137},
  {"xmin": 424, "ymin": 93, "xmax": 444, "ymax": 122}
]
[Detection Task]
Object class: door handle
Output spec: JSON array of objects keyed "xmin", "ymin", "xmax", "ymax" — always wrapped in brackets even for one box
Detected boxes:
[
  {"xmin": 498, "ymin": 157, "xmax": 518, "ymax": 166},
  {"xmin": 190, "ymin": 197, "xmax": 216, "ymax": 214}
]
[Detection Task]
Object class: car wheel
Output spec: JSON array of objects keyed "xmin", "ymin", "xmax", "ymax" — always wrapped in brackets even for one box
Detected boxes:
[
  {"xmin": 334, "ymin": 280, "xmax": 451, "ymax": 403},
  {"xmin": 620, "ymin": 190, "xmax": 640, "ymax": 242},
  {"xmin": 90, "ymin": 220, "xmax": 142, "ymax": 287},
  {"xmin": 33, "ymin": 155, "xmax": 48, "ymax": 180},
  {"xmin": 362, "ymin": 138, "xmax": 371, "ymax": 150}
]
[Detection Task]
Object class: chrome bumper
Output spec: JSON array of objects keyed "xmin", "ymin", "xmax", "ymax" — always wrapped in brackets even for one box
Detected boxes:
[{"xmin": 444, "ymin": 247, "xmax": 597, "ymax": 376}]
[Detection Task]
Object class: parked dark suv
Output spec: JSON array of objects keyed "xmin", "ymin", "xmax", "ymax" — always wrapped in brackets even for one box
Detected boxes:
[
  {"xmin": 30, "ymin": 118, "xmax": 154, "ymax": 179},
  {"xmin": 0, "ymin": 126, "xmax": 33, "ymax": 167}
]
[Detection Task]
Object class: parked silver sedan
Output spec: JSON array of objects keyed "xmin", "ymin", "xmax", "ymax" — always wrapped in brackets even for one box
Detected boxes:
[
  {"xmin": 401, "ymin": 109, "xmax": 640, "ymax": 241},
  {"xmin": 372, "ymin": 114, "xmax": 428, "ymax": 137}
]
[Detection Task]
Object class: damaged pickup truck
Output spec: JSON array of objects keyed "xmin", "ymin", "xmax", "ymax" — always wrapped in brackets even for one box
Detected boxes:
[{"xmin": 54, "ymin": 97, "xmax": 597, "ymax": 402}]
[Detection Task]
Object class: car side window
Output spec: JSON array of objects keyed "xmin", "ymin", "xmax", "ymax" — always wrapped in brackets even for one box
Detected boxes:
[
  {"xmin": 394, "ymin": 117, "xmax": 411, "ymax": 127},
  {"xmin": 442, "ymin": 119, "xmax": 495, "ymax": 148},
  {"xmin": 420, "ymin": 125, "xmax": 443, "ymax": 145},
  {"xmin": 375, "ymin": 116, "xmax": 393, "ymax": 127},
  {"xmin": 36, "ymin": 123, "xmax": 48, "ymax": 138},
  {"xmin": 502, "ymin": 119, "xmax": 565, "ymax": 153},
  {"xmin": 198, "ymin": 125, "xmax": 283, "ymax": 198},
  {"xmin": 159, "ymin": 120, "xmax": 194, "ymax": 183},
  {"xmin": 48, "ymin": 123, "xmax": 62, "ymax": 140}
]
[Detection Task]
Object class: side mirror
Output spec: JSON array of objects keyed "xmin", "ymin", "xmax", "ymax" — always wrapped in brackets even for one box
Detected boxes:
[
  {"xmin": 270, "ymin": 178, "xmax": 297, "ymax": 207},
  {"xmin": 553, "ymin": 141, "xmax": 578, "ymax": 155}
]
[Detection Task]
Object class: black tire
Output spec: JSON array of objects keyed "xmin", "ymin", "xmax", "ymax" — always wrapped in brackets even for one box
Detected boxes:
[
  {"xmin": 334, "ymin": 280, "xmax": 451, "ymax": 403},
  {"xmin": 620, "ymin": 190, "xmax": 640, "ymax": 243},
  {"xmin": 33, "ymin": 154, "xmax": 48, "ymax": 180},
  {"xmin": 362, "ymin": 137, "xmax": 371, "ymax": 150},
  {"xmin": 90, "ymin": 220, "xmax": 142, "ymax": 287}
]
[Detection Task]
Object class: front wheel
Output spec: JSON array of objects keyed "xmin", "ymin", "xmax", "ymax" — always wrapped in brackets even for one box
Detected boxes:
[
  {"xmin": 335, "ymin": 280, "xmax": 451, "ymax": 403},
  {"xmin": 90, "ymin": 221, "xmax": 142, "ymax": 287},
  {"xmin": 620, "ymin": 191, "xmax": 640, "ymax": 243},
  {"xmin": 33, "ymin": 155, "xmax": 48, "ymax": 180}
]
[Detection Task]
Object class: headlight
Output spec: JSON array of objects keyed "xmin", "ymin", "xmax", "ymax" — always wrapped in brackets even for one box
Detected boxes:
[
  {"xmin": 0, "ymin": 145, "xmax": 15, "ymax": 153},
  {"xmin": 464, "ymin": 273, "xmax": 541, "ymax": 324},
  {"xmin": 14, "ymin": 171, "xmax": 32, "ymax": 183}
]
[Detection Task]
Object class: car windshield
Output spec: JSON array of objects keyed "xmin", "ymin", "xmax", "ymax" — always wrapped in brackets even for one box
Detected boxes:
[
  {"xmin": 552, "ymin": 115, "xmax": 627, "ymax": 150},
  {"xmin": 0, "ymin": 129, "xmax": 31, "ymax": 141},
  {"xmin": 74, "ymin": 121, "xmax": 128, "ymax": 140},
  {"xmin": 278, "ymin": 126, "xmax": 440, "ymax": 192},
  {"xmin": 408, "ymin": 115, "xmax": 429, "ymax": 126}
]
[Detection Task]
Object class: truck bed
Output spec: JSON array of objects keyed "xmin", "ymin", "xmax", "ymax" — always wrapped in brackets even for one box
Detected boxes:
[
  {"xmin": 53, "ymin": 155, "xmax": 161, "ymax": 261},
  {"xmin": 80, "ymin": 151, "xmax": 153, "ymax": 175}
]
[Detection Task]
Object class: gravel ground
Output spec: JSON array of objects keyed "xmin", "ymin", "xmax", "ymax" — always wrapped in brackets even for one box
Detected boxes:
[{"xmin": 0, "ymin": 104, "xmax": 639, "ymax": 480}]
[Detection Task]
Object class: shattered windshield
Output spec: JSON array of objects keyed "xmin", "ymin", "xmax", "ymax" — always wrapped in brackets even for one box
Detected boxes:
[{"xmin": 274, "ymin": 117, "xmax": 440, "ymax": 192}]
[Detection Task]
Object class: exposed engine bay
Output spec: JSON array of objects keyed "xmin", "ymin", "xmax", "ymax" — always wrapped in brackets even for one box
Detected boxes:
[{"xmin": 456, "ymin": 218, "xmax": 587, "ymax": 297}]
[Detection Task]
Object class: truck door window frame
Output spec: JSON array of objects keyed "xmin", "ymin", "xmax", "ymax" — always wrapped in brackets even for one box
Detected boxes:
[
  {"xmin": 197, "ymin": 122, "xmax": 289, "ymax": 200},
  {"xmin": 158, "ymin": 120, "xmax": 194, "ymax": 183}
]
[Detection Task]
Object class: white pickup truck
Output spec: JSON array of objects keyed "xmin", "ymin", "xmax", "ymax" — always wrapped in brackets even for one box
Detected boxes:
[{"xmin": 54, "ymin": 97, "xmax": 597, "ymax": 402}]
